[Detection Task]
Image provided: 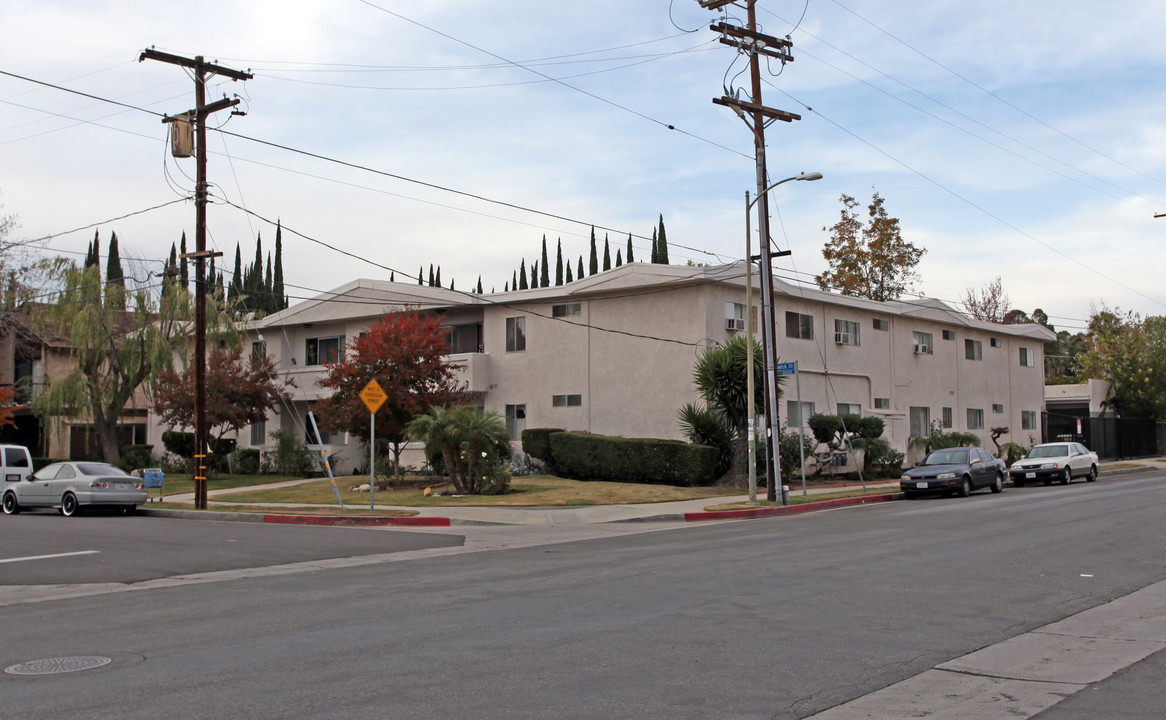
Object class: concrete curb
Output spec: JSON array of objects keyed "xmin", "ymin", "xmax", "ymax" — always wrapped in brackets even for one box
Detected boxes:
[
  {"xmin": 683, "ymin": 492, "xmax": 899, "ymax": 522},
  {"xmin": 138, "ymin": 508, "xmax": 449, "ymax": 527}
]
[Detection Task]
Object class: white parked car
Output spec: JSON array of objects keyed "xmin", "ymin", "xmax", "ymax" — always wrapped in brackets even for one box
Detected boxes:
[
  {"xmin": 1009, "ymin": 442, "xmax": 1099, "ymax": 487},
  {"xmin": 2, "ymin": 461, "xmax": 147, "ymax": 516}
]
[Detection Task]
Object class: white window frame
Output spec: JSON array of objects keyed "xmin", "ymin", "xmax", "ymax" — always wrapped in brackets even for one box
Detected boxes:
[
  {"xmin": 836, "ymin": 403, "xmax": 861, "ymax": 416},
  {"xmin": 505, "ymin": 316, "xmax": 526, "ymax": 352},
  {"xmin": 1019, "ymin": 347, "xmax": 1035, "ymax": 367},
  {"xmin": 1021, "ymin": 410, "xmax": 1038, "ymax": 430},
  {"xmin": 552, "ymin": 394, "xmax": 582, "ymax": 407},
  {"xmin": 967, "ymin": 408, "xmax": 985, "ymax": 430},
  {"xmin": 909, "ymin": 406, "xmax": 931, "ymax": 437},
  {"xmin": 965, "ymin": 339, "xmax": 983, "ymax": 361},
  {"xmin": 786, "ymin": 311, "xmax": 814, "ymax": 340},
  {"xmin": 874, "ymin": 397, "xmax": 891, "ymax": 410},
  {"xmin": 787, "ymin": 400, "xmax": 815, "ymax": 428},
  {"xmin": 725, "ymin": 302, "xmax": 746, "ymax": 332},
  {"xmin": 913, "ymin": 331, "xmax": 933, "ymax": 355},
  {"xmin": 834, "ymin": 319, "xmax": 860, "ymax": 346},
  {"xmin": 305, "ymin": 335, "xmax": 344, "ymax": 366}
]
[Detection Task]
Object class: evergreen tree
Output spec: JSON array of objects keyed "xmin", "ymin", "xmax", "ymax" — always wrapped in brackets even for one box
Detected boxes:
[
  {"xmin": 650, "ymin": 228, "xmax": 658, "ymax": 264},
  {"xmin": 273, "ymin": 221, "xmax": 285, "ymax": 310},
  {"xmin": 657, "ymin": 215, "xmax": 669, "ymax": 264},
  {"xmin": 161, "ymin": 243, "xmax": 177, "ymax": 300},
  {"xmin": 449, "ymin": 279, "xmax": 454, "ymax": 291},
  {"xmin": 209, "ymin": 255, "xmax": 218, "ymax": 300},
  {"xmin": 428, "ymin": 264, "xmax": 435, "ymax": 287},
  {"xmin": 519, "ymin": 260, "xmax": 529, "ymax": 290},
  {"xmin": 555, "ymin": 240, "xmax": 564, "ymax": 286},
  {"xmin": 229, "ymin": 244, "xmax": 242, "ymax": 305},
  {"xmin": 531, "ymin": 260, "xmax": 539, "ymax": 288},
  {"xmin": 511, "ymin": 270, "xmax": 517, "ymax": 291},
  {"xmin": 418, "ymin": 266, "xmax": 424, "ymax": 285},
  {"xmin": 85, "ymin": 230, "xmax": 100, "ymax": 270},
  {"xmin": 505, "ymin": 281, "xmax": 510, "ymax": 292},
  {"xmin": 435, "ymin": 266, "xmax": 441, "ymax": 288},
  {"xmin": 602, "ymin": 234, "xmax": 611, "ymax": 271},
  {"xmin": 249, "ymin": 233, "xmax": 263, "ymax": 303},
  {"xmin": 626, "ymin": 233, "xmax": 634, "ymax": 263},
  {"xmin": 565, "ymin": 262, "xmax": 574, "ymax": 283},
  {"xmin": 616, "ymin": 249, "xmax": 623, "ymax": 267},
  {"xmin": 476, "ymin": 276, "xmax": 483, "ymax": 294},
  {"xmin": 264, "ymin": 256, "xmax": 273, "ymax": 313},
  {"xmin": 588, "ymin": 227, "xmax": 599, "ymax": 275},
  {"xmin": 105, "ymin": 232, "xmax": 125, "ymax": 310},
  {"xmin": 179, "ymin": 232, "xmax": 189, "ymax": 291},
  {"xmin": 390, "ymin": 271, "xmax": 395, "ymax": 282},
  {"xmin": 540, "ymin": 236, "xmax": 550, "ymax": 288},
  {"xmin": 577, "ymin": 256, "xmax": 585, "ymax": 279}
]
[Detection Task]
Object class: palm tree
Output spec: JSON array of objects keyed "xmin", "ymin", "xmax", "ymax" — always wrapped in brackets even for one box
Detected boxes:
[
  {"xmin": 407, "ymin": 405, "xmax": 511, "ymax": 493},
  {"xmin": 680, "ymin": 336, "xmax": 774, "ymax": 487}
]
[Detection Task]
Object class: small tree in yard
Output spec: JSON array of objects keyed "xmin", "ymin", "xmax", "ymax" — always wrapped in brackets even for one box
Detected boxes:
[
  {"xmin": 406, "ymin": 405, "xmax": 512, "ymax": 494},
  {"xmin": 677, "ymin": 336, "xmax": 770, "ymax": 488},
  {"xmin": 315, "ymin": 310, "xmax": 466, "ymax": 485},
  {"xmin": 153, "ymin": 345, "xmax": 294, "ymax": 455}
]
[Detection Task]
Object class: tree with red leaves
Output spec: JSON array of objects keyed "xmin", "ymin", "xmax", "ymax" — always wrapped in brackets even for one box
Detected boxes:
[
  {"xmin": 0, "ymin": 386, "xmax": 19, "ymax": 430},
  {"xmin": 315, "ymin": 310, "xmax": 467, "ymax": 483},
  {"xmin": 153, "ymin": 346, "xmax": 294, "ymax": 448}
]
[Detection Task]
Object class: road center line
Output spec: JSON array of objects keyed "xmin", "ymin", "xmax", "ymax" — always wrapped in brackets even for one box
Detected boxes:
[{"xmin": 0, "ymin": 550, "xmax": 100, "ymax": 565}]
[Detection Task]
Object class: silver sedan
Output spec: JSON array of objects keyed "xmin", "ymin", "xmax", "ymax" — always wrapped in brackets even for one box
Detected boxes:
[{"xmin": 2, "ymin": 462, "xmax": 147, "ymax": 516}]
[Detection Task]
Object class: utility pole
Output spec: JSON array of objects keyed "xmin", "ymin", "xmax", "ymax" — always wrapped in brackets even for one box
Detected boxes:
[
  {"xmin": 699, "ymin": 0, "xmax": 801, "ymax": 502},
  {"xmin": 140, "ymin": 49, "xmax": 251, "ymax": 510}
]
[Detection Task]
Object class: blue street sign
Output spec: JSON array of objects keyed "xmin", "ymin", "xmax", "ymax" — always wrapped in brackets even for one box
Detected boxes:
[{"xmin": 776, "ymin": 362, "xmax": 797, "ymax": 375}]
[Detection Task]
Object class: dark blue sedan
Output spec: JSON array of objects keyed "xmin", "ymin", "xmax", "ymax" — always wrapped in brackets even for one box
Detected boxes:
[{"xmin": 900, "ymin": 447, "xmax": 1006, "ymax": 499}]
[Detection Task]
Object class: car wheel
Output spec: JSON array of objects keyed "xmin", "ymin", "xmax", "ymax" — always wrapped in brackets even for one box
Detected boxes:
[
  {"xmin": 61, "ymin": 493, "xmax": 80, "ymax": 517},
  {"xmin": 2, "ymin": 492, "xmax": 19, "ymax": 515},
  {"xmin": 1061, "ymin": 467, "xmax": 1072, "ymax": 485},
  {"xmin": 991, "ymin": 473, "xmax": 1003, "ymax": 494},
  {"xmin": 1087, "ymin": 465, "xmax": 1098, "ymax": 482},
  {"xmin": 958, "ymin": 477, "xmax": 971, "ymax": 497}
]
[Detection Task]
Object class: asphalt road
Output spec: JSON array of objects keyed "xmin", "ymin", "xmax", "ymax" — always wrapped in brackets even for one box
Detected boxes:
[{"xmin": 2, "ymin": 471, "xmax": 1164, "ymax": 719}]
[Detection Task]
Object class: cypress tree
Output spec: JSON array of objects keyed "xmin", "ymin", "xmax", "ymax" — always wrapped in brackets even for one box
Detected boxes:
[
  {"xmin": 390, "ymin": 271, "xmax": 395, "ymax": 282},
  {"xmin": 657, "ymin": 215, "xmax": 670, "ymax": 264},
  {"xmin": 588, "ymin": 227, "xmax": 599, "ymax": 275},
  {"xmin": 555, "ymin": 240, "xmax": 564, "ymax": 286},
  {"xmin": 518, "ymin": 260, "xmax": 528, "ymax": 290},
  {"xmin": 565, "ymin": 262, "xmax": 574, "ymax": 283},
  {"xmin": 602, "ymin": 234, "xmax": 611, "ymax": 271},
  {"xmin": 250, "ymin": 233, "xmax": 263, "ymax": 300},
  {"xmin": 179, "ymin": 232, "xmax": 189, "ymax": 291},
  {"xmin": 435, "ymin": 266, "xmax": 441, "ymax": 287},
  {"xmin": 476, "ymin": 276, "xmax": 483, "ymax": 294},
  {"xmin": 273, "ymin": 221, "xmax": 285, "ymax": 310},
  {"xmin": 264, "ymin": 255, "xmax": 274, "ymax": 313},
  {"xmin": 650, "ymin": 228, "xmax": 658, "ymax": 264},
  {"xmin": 449, "ymin": 279, "xmax": 454, "ymax": 291},
  {"xmin": 428, "ymin": 264, "xmax": 435, "ymax": 287},
  {"xmin": 229, "ymin": 244, "xmax": 242, "ymax": 305},
  {"xmin": 105, "ymin": 232, "xmax": 125, "ymax": 310},
  {"xmin": 577, "ymin": 256, "xmax": 584, "ymax": 279},
  {"xmin": 626, "ymin": 233, "xmax": 634, "ymax": 263},
  {"xmin": 616, "ymin": 249, "xmax": 623, "ymax": 267},
  {"xmin": 540, "ymin": 236, "xmax": 550, "ymax": 288},
  {"xmin": 505, "ymin": 281, "xmax": 510, "ymax": 292},
  {"xmin": 161, "ymin": 244, "xmax": 176, "ymax": 299},
  {"xmin": 418, "ymin": 266, "xmax": 424, "ymax": 285},
  {"xmin": 531, "ymin": 260, "xmax": 539, "ymax": 288},
  {"xmin": 85, "ymin": 230, "xmax": 100, "ymax": 270},
  {"xmin": 512, "ymin": 270, "xmax": 517, "ymax": 291}
]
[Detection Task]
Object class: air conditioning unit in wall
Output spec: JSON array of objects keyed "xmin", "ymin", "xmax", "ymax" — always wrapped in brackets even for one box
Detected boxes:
[{"xmin": 726, "ymin": 318, "xmax": 745, "ymax": 331}]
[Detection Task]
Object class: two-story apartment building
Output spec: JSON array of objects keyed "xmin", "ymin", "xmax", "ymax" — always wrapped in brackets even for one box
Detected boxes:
[{"xmin": 243, "ymin": 261, "xmax": 1055, "ymax": 474}]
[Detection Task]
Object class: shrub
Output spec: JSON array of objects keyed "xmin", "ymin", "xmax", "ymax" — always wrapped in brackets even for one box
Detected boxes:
[
  {"xmin": 162, "ymin": 431, "xmax": 195, "ymax": 458},
  {"xmin": 266, "ymin": 428, "xmax": 317, "ymax": 476},
  {"xmin": 233, "ymin": 448, "xmax": 261, "ymax": 475},
  {"xmin": 521, "ymin": 428, "xmax": 562, "ymax": 465},
  {"xmin": 548, "ymin": 432, "xmax": 719, "ymax": 487},
  {"xmin": 119, "ymin": 444, "xmax": 154, "ymax": 472},
  {"xmin": 860, "ymin": 437, "xmax": 904, "ymax": 477}
]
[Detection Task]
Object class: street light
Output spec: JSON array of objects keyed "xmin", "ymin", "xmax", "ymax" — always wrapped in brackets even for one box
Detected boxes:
[{"xmin": 745, "ymin": 171, "xmax": 822, "ymax": 504}]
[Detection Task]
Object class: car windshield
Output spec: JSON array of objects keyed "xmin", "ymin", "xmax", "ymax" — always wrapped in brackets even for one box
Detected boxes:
[
  {"xmin": 76, "ymin": 463, "xmax": 129, "ymax": 477},
  {"xmin": 924, "ymin": 449, "xmax": 968, "ymax": 466},
  {"xmin": 1027, "ymin": 445, "xmax": 1068, "ymax": 459}
]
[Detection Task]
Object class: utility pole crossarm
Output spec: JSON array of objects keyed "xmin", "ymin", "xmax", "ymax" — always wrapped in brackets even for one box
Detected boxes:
[
  {"xmin": 714, "ymin": 97, "xmax": 801, "ymax": 123},
  {"xmin": 139, "ymin": 48, "xmax": 254, "ymax": 82}
]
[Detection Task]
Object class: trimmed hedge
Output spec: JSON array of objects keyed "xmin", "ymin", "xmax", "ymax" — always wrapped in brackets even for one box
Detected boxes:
[
  {"xmin": 548, "ymin": 431, "xmax": 719, "ymax": 487},
  {"xmin": 520, "ymin": 427, "xmax": 561, "ymax": 465},
  {"xmin": 119, "ymin": 444, "xmax": 154, "ymax": 471}
]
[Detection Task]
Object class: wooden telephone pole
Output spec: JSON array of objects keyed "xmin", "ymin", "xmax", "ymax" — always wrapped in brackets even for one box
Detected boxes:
[
  {"xmin": 140, "ymin": 49, "xmax": 252, "ymax": 509},
  {"xmin": 699, "ymin": 0, "xmax": 801, "ymax": 502}
]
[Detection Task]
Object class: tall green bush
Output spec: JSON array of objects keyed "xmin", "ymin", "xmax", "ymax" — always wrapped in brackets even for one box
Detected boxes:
[{"xmin": 548, "ymin": 432, "xmax": 719, "ymax": 487}]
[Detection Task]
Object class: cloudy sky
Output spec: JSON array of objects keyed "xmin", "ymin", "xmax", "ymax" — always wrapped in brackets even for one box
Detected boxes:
[{"xmin": 2, "ymin": 0, "xmax": 1165, "ymax": 332}]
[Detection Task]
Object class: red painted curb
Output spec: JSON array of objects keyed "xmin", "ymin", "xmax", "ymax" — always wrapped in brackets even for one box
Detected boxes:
[
  {"xmin": 263, "ymin": 514, "xmax": 451, "ymax": 527},
  {"xmin": 684, "ymin": 493, "xmax": 897, "ymax": 522}
]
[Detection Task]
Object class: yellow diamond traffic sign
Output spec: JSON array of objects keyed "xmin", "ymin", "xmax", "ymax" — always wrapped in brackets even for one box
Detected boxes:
[{"xmin": 359, "ymin": 379, "xmax": 387, "ymax": 414}]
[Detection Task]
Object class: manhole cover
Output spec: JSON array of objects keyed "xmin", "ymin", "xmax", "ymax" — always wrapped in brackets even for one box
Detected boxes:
[{"xmin": 5, "ymin": 656, "xmax": 113, "ymax": 676}]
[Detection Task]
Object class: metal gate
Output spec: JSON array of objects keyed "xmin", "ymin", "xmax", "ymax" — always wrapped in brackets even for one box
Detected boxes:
[{"xmin": 1043, "ymin": 412, "xmax": 1159, "ymax": 459}]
